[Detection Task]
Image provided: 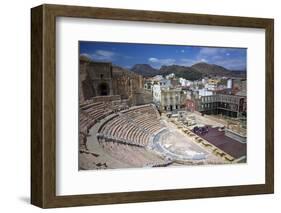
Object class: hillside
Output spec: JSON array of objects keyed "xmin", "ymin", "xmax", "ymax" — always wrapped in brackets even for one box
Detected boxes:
[
  {"xmin": 191, "ymin": 62, "xmax": 231, "ymax": 76},
  {"xmin": 130, "ymin": 62, "xmax": 246, "ymax": 79},
  {"xmin": 131, "ymin": 64, "xmax": 158, "ymax": 77},
  {"xmin": 159, "ymin": 65, "xmax": 203, "ymax": 81}
]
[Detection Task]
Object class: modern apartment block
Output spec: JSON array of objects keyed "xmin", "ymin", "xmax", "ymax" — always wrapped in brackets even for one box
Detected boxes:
[{"xmin": 197, "ymin": 94, "xmax": 246, "ymax": 118}]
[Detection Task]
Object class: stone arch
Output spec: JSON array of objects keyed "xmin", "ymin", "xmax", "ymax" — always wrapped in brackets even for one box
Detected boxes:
[{"xmin": 98, "ymin": 82, "xmax": 109, "ymax": 96}]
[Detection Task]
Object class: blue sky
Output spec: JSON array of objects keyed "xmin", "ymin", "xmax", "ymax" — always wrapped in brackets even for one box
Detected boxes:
[{"xmin": 79, "ymin": 41, "xmax": 247, "ymax": 71}]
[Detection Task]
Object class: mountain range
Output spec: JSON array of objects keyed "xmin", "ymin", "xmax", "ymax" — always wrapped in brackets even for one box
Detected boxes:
[
  {"xmin": 130, "ymin": 62, "xmax": 246, "ymax": 80},
  {"xmin": 131, "ymin": 64, "xmax": 158, "ymax": 77}
]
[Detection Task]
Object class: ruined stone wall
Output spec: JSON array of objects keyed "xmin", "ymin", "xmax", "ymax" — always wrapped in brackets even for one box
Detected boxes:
[
  {"xmin": 112, "ymin": 66, "xmax": 147, "ymax": 105},
  {"xmin": 79, "ymin": 57, "xmax": 149, "ymax": 106},
  {"xmin": 79, "ymin": 58, "xmax": 95, "ymax": 102},
  {"xmin": 79, "ymin": 57, "xmax": 113, "ymax": 102}
]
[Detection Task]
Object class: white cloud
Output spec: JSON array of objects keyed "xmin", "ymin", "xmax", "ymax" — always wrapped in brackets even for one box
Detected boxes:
[
  {"xmin": 194, "ymin": 47, "xmax": 246, "ymax": 69},
  {"xmin": 80, "ymin": 53, "xmax": 92, "ymax": 58},
  {"xmin": 95, "ymin": 50, "xmax": 115, "ymax": 57},
  {"xmin": 91, "ymin": 50, "xmax": 116, "ymax": 61},
  {"xmin": 148, "ymin": 57, "xmax": 158, "ymax": 63},
  {"xmin": 148, "ymin": 57, "xmax": 176, "ymax": 66},
  {"xmin": 191, "ymin": 47, "xmax": 223, "ymax": 65}
]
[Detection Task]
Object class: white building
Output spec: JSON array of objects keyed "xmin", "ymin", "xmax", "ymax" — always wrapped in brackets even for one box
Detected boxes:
[
  {"xmin": 153, "ymin": 84, "xmax": 184, "ymax": 112},
  {"xmin": 150, "ymin": 75, "xmax": 164, "ymax": 82},
  {"xmin": 159, "ymin": 79, "xmax": 171, "ymax": 87},
  {"xmin": 198, "ymin": 88, "xmax": 213, "ymax": 97},
  {"xmin": 202, "ymin": 78, "xmax": 208, "ymax": 85},
  {"xmin": 179, "ymin": 78, "xmax": 192, "ymax": 87},
  {"xmin": 152, "ymin": 84, "xmax": 161, "ymax": 105},
  {"xmin": 227, "ymin": 78, "xmax": 233, "ymax": 89},
  {"xmin": 165, "ymin": 73, "xmax": 175, "ymax": 79}
]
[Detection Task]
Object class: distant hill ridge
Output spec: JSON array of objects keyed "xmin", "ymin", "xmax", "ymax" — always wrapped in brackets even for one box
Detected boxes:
[
  {"xmin": 159, "ymin": 65, "xmax": 203, "ymax": 81},
  {"xmin": 131, "ymin": 64, "xmax": 158, "ymax": 77},
  {"xmin": 80, "ymin": 55, "xmax": 245, "ymax": 80},
  {"xmin": 130, "ymin": 62, "xmax": 246, "ymax": 80},
  {"xmin": 191, "ymin": 62, "xmax": 231, "ymax": 76}
]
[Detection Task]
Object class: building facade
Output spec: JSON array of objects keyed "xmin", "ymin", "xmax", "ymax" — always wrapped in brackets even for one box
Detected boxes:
[
  {"xmin": 153, "ymin": 85, "xmax": 184, "ymax": 112},
  {"xmin": 196, "ymin": 94, "xmax": 246, "ymax": 118}
]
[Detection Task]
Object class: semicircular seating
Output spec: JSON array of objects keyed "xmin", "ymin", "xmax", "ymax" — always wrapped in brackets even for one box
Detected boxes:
[
  {"xmin": 100, "ymin": 141, "xmax": 167, "ymax": 167},
  {"xmin": 97, "ymin": 104, "xmax": 164, "ymax": 147},
  {"xmin": 79, "ymin": 102, "xmax": 168, "ymax": 168},
  {"xmin": 79, "ymin": 100, "xmax": 128, "ymax": 150}
]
